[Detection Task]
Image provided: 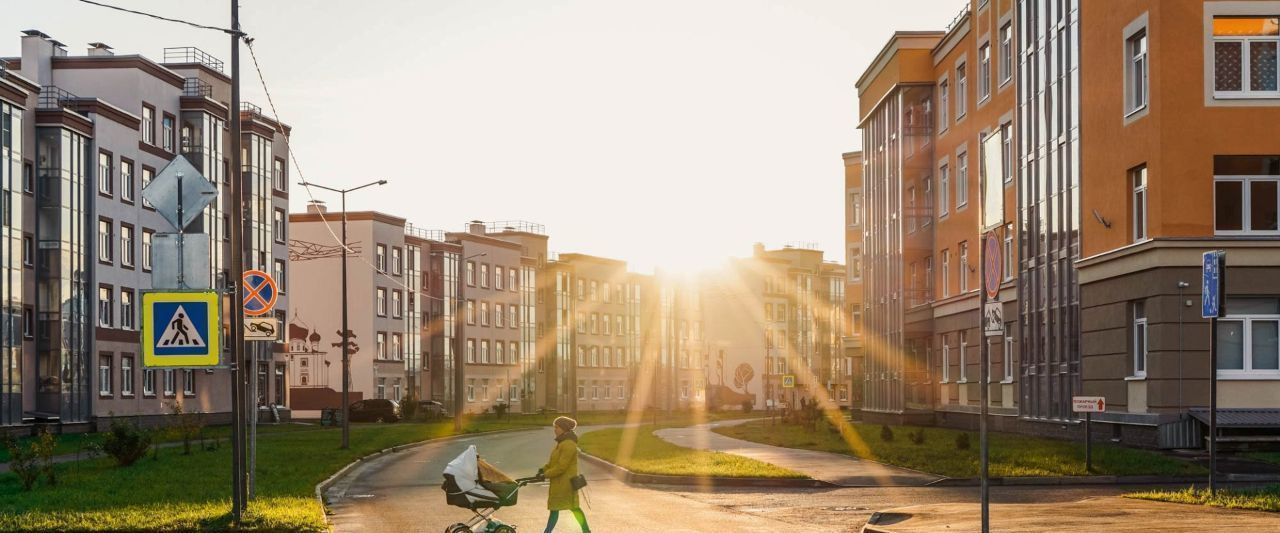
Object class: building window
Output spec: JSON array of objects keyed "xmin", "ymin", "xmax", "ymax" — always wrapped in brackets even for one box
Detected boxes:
[
  {"xmin": 377, "ymin": 332, "xmax": 387, "ymax": 359},
  {"xmin": 1127, "ymin": 29, "xmax": 1149, "ymax": 113},
  {"xmin": 467, "ymin": 339, "xmax": 476, "ymax": 363},
  {"xmin": 466, "ymin": 261, "xmax": 476, "ymax": 286},
  {"xmin": 577, "ymin": 380, "xmax": 585, "ymax": 400},
  {"xmin": 480, "ymin": 264, "xmax": 489, "ymax": 288},
  {"xmin": 591, "ymin": 346, "xmax": 599, "ymax": 367},
  {"xmin": 1132, "ymin": 165, "xmax": 1148, "ymax": 241},
  {"xmin": 376, "ymin": 244, "xmax": 387, "ymax": 272},
  {"xmin": 495, "ymin": 303, "xmax": 504, "ymax": 327},
  {"xmin": 850, "ymin": 192, "xmax": 863, "ymax": 226},
  {"xmin": 141, "ymin": 105, "xmax": 155, "ymax": 144},
  {"xmin": 391, "ymin": 247, "xmax": 403, "ymax": 275},
  {"xmin": 938, "ymin": 79, "xmax": 949, "ymax": 130},
  {"xmin": 1003, "ymin": 223, "xmax": 1014, "ymax": 281},
  {"xmin": 23, "ymin": 161, "xmax": 34, "ymax": 193},
  {"xmin": 140, "ymin": 167, "xmax": 154, "ymax": 208},
  {"xmin": 467, "ymin": 379, "xmax": 476, "ymax": 402},
  {"xmin": 955, "ymin": 62, "xmax": 967, "ymax": 119},
  {"xmin": 1213, "ymin": 17, "xmax": 1279, "ymax": 97},
  {"xmin": 273, "ymin": 209, "xmax": 286, "ymax": 243},
  {"xmin": 120, "ymin": 225, "xmax": 135, "ymax": 268},
  {"xmin": 274, "ymin": 364, "xmax": 285, "ymax": 406},
  {"xmin": 376, "ymin": 378, "xmax": 386, "ymax": 400},
  {"xmin": 163, "ymin": 369, "xmax": 176, "ymax": 397},
  {"xmin": 1001, "ymin": 123, "xmax": 1013, "ymax": 184},
  {"xmin": 391, "ymin": 333, "xmax": 402, "ymax": 360},
  {"xmin": 161, "ymin": 114, "xmax": 175, "ymax": 152},
  {"xmin": 121, "ymin": 160, "xmax": 134, "ymax": 202},
  {"xmin": 1002, "ymin": 323, "xmax": 1014, "ymax": 382},
  {"xmin": 939, "ymin": 163, "xmax": 950, "ymax": 217},
  {"xmin": 940, "ymin": 335, "xmax": 950, "ymax": 382},
  {"xmin": 956, "ymin": 152, "xmax": 969, "ymax": 209},
  {"xmin": 978, "ymin": 43, "xmax": 991, "ymax": 101},
  {"xmin": 142, "ymin": 230, "xmax": 153, "ymax": 271},
  {"xmin": 98, "ymin": 151, "xmax": 112, "ymax": 195},
  {"xmin": 120, "ymin": 289, "xmax": 135, "ymax": 330},
  {"xmin": 959, "ymin": 241, "xmax": 970, "ymax": 293},
  {"xmin": 273, "ymin": 158, "xmax": 286, "ymax": 191},
  {"xmin": 376, "ymin": 288, "xmax": 387, "ymax": 316},
  {"xmin": 999, "ymin": 22, "xmax": 1013, "ymax": 85},
  {"xmin": 480, "ymin": 301, "xmax": 489, "ymax": 326},
  {"xmin": 1214, "ymin": 155, "xmax": 1279, "ymax": 234},
  {"xmin": 510, "ymin": 305, "xmax": 518, "ymax": 328},
  {"xmin": 466, "ymin": 300, "xmax": 475, "ymax": 324},
  {"xmin": 143, "ymin": 369, "xmax": 156, "ymax": 397},
  {"xmin": 98, "ymin": 219, "xmax": 113, "ymax": 263},
  {"xmin": 22, "ymin": 235, "xmax": 33, "ymax": 267},
  {"xmin": 480, "ymin": 340, "xmax": 491, "ymax": 364},
  {"xmin": 1218, "ymin": 298, "xmax": 1280, "ymax": 376},
  {"xmin": 495, "ymin": 266, "xmax": 504, "ymax": 290},
  {"xmin": 959, "ymin": 331, "xmax": 969, "ymax": 382},
  {"xmin": 121, "ymin": 355, "xmax": 134, "ymax": 396},
  {"xmin": 183, "ymin": 369, "xmax": 195, "ymax": 396},
  {"xmin": 99, "ymin": 354, "xmax": 113, "ymax": 396},
  {"xmin": 1133, "ymin": 301, "xmax": 1148, "ymax": 378},
  {"xmin": 509, "ymin": 269, "xmax": 517, "ymax": 291},
  {"xmin": 941, "ymin": 249, "xmax": 951, "ymax": 298},
  {"xmin": 99, "ymin": 286, "xmax": 113, "ymax": 327},
  {"xmin": 494, "ymin": 341, "xmax": 504, "ymax": 365},
  {"xmin": 392, "ymin": 290, "xmax": 403, "ymax": 318},
  {"xmin": 274, "ymin": 259, "xmax": 286, "ymax": 293},
  {"xmin": 22, "ymin": 307, "xmax": 34, "ymax": 339}
]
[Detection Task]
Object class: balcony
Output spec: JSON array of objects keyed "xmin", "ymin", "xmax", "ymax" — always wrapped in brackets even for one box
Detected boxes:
[
  {"xmin": 163, "ymin": 47, "xmax": 224, "ymax": 73},
  {"xmin": 37, "ymin": 85, "xmax": 80, "ymax": 110},
  {"xmin": 240, "ymin": 101, "xmax": 263, "ymax": 116},
  {"xmin": 183, "ymin": 77, "xmax": 212, "ymax": 98}
]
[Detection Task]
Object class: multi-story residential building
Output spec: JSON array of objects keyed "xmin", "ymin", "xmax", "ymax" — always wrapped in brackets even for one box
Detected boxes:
[
  {"xmin": 551, "ymin": 254, "xmax": 641, "ymax": 413},
  {"xmin": 857, "ymin": 2, "xmax": 1023, "ymax": 427},
  {"xmin": 702, "ymin": 244, "xmax": 846, "ymax": 411},
  {"xmin": 843, "ymin": 151, "xmax": 865, "ymax": 411},
  {"xmin": 855, "ymin": 0, "xmax": 1280, "ymax": 446},
  {"xmin": 0, "ymin": 31, "xmax": 291, "ymax": 430},
  {"xmin": 288, "ymin": 206, "xmax": 420, "ymax": 416}
]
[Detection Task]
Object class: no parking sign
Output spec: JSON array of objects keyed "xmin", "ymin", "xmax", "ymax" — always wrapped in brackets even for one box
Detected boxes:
[{"xmin": 242, "ymin": 269, "xmax": 278, "ymax": 317}]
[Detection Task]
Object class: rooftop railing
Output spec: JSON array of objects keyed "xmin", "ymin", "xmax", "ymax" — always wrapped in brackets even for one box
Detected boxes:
[
  {"xmin": 481, "ymin": 220, "xmax": 546, "ymax": 235},
  {"xmin": 405, "ymin": 224, "xmax": 445, "ymax": 242},
  {"xmin": 944, "ymin": 2, "xmax": 971, "ymax": 33},
  {"xmin": 37, "ymin": 85, "xmax": 79, "ymax": 110},
  {"xmin": 240, "ymin": 101, "xmax": 263, "ymax": 115},
  {"xmin": 163, "ymin": 47, "xmax": 224, "ymax": 72}
]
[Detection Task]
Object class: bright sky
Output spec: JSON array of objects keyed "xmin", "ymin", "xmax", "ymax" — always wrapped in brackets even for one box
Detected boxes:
[{"xmin": 9, "ymin": 0, "xmax": 962, "ymax": 274}]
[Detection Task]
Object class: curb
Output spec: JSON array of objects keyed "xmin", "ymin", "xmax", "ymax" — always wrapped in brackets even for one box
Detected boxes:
[
  {"xmin": 314, "ymin": 427, "xmax": 540, "ymax": 529},
  {"xmin": 925, "ymin": 472, "xmax": 1280, "ymax": 487},
  {"xmin": 577, "ymin": 449, "xmax": 836, "ymax": 489}
]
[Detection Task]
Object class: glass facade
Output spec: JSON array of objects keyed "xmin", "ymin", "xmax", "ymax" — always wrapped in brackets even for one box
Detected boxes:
[
  {"xmin": 178, "ymin": 110, "xmax": 225, "ymax": 284},
  {"xmin": 519, "ymin": 265, "xmax": 536, "ymax": 411},
  {"xmin": 1017, "ymin": 0, "xmax": 1081, "ymax": 421},
  {"xmin": 36, "ymin": 126, "xmax": 92, "ymax": 422},
  {"xmin": 406, "ymin": 245, "xmax": 421, "ymax": 397},
  {"xmin": 434, "ymin": 251, "xmax": 458, "ymax": 410},
  {"xmin": 1, "ymin": 100, "xmax": 23, "ymax": 424}
]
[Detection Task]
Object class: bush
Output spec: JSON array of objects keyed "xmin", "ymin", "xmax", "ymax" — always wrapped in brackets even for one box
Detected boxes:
[
  {"xmin": 2, "ymin": 434, "xmax": 41, "ymax": 491},
  {"xmin": 880, "ymin": 424, "xmax": 894, "ymax": 442},
  {"xmin": 955, "ymin": 432, "xmax": 971, "ymax": 450},
  {"xmin": 493, "ymin": 402, "xmax": 509, "ymax": 419},
  {"xmin": 167, "ymin": 402, "xmax": 205, "ymax": 456},
  {"xmin": 400, "ymin": 395, "xmax": 419, "ymax": 420},
  {"xmin": 741, "ymin": 400, "xmax": 754, "ymax": 414},
  {"xmin": 908, "ymin": 428, "xmax": 926, "ymax": 445},
  {"xmin": 33, "ymin": 429, "xmax": 56, "ymax": 486},
  {"xmin": 99, "ymin": 418, "xmax": 152, "ymax": 467}
]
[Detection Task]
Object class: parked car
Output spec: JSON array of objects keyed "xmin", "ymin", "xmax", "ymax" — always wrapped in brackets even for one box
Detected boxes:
[
  {"xmin": 349, "ymin": 399, "xmax": 400, "ymax": 423},
  {"xmin": 416, "ymin": 400, "xmax": 448, "ymax": 420}
]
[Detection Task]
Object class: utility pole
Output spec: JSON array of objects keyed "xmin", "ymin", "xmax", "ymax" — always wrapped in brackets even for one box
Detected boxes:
[
  {"xmin": 227, "ymin": 0, "xmax": 247, "ymax": 521},
  {"xmin": 340, "ymin": 192, "xmax": 350, "ymax": 449}
]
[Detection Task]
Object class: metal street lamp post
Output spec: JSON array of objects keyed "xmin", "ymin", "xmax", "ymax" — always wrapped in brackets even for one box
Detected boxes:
[{"xmin": 298, "ymin": 179, "xmax": 387, "ymax": 449}]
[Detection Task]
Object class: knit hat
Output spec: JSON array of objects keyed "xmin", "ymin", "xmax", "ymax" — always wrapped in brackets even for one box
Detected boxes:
[{"xmin": 553, "ymin": 416, "xmax": 578, "ymax": 432}]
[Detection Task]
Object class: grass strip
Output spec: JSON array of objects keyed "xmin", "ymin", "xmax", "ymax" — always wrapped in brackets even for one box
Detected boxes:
[
  {"xmin": 1126, "ymin": 485, "xmax": 1280, "ymax": 512},
  {"xmin": 713, "ymin": 419, "xmax": 1204, "ymax": 478},
  {"xmin": 579, "ymin": 425, "xmax": 807, "ymax": 479}
]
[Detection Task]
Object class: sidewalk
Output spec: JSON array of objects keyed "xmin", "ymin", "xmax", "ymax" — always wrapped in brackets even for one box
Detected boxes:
[
  {"xmin": 862, "ymin": 496, "xmax": 1280, "ymax": 532},
  {"xmin": 654, "ymin": 419, "xmax": 942, "ymax": 487}
]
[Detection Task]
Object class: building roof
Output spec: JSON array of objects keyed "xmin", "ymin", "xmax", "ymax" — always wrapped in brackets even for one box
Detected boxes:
[{"xmin": 1189, "ymin": 408, "xmax": 1280, "ymax": 429}]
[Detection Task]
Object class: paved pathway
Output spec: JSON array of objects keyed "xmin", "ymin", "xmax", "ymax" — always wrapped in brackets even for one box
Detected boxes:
[
  {"xmin": 654, "ymin": 419, "xmax": 942, "ymax": 487},
  {"xmin": 862, "ymin": 496, "xmax": 1280, "ymax": 532}
]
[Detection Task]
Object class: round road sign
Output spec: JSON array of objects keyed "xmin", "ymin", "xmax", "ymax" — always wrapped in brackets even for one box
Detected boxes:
[
  {"xmin": 242, "ymin": 269, "xmax": 278, "ymax": 317},
  {"xmin": 984, "ymin": 231, "xmax": 1002, "ymax": 299}
]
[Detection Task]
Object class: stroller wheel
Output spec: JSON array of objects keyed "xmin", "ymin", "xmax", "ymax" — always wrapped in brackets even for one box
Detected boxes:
[
  {"xmin": 492, "ymin": 526, "xmax": 516, "ymax": 533},
  {"xmin": 444, "ymin": 523, "xmax": 473, "ymax": 533}
]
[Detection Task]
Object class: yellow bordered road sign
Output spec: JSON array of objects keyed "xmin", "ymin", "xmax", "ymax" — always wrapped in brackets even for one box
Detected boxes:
[
  {"xmin": 142, "ymin": 290, "xmax": 222, "ymax": 368},
  {"xmin": 782, "ymin": 374, "xmax": 796, "ymax": 388}
]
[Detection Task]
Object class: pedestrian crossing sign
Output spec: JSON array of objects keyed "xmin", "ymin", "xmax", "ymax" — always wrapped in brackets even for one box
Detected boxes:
[{"xmin": 142, "ymin": 290, "xmax": 222, "ymax": 368}]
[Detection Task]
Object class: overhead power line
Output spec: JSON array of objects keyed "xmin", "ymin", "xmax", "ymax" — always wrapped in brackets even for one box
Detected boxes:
[{"xmin": 75, "ymin": 0, "xmax": 244, "ymax": 36}]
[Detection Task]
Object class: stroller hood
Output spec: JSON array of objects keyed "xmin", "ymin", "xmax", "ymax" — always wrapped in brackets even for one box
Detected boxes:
[{"xmin": 444, "ymin": 445, "xmax": 483, "ymax": 495}]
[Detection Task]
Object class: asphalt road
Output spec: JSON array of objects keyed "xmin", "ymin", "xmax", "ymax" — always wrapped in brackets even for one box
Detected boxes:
[{"xmin": 324, "ymin": 427, "xmax": 1172, "ymax": 533}]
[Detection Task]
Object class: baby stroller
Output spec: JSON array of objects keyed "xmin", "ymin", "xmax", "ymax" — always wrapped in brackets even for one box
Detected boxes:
[{"xmin": 441, "ymin": 445, "xmax": 540, "ymax": 533}]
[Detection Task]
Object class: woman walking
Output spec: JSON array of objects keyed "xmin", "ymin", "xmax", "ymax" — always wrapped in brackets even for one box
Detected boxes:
[{"xmin": 539, "ymin": 416, "xmax": 590, "ymax": 533}]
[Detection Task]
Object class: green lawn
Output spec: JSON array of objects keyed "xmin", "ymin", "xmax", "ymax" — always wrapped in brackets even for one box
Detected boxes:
[
  {"xmin": 1, "ymin": 422, "xmax": 321, "ymax": 463},
  {"xmin": 579, "ymin": 425, "xmax": 806, "ymax": 479},
  {"xmin": 1127, "ymin": 485, "xmax": 1280, "ymax": 512},
  {"xmin": 0, "ymin": 419, "xmax": 540, "ymax": 531},
  {"xmin": 713, "ymin": 419, "xmax": 1204, "ymax": 478}
]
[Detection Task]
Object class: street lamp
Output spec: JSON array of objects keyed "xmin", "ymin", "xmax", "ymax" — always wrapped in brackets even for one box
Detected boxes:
[{"xmin": 298, "ymin": 179, "xmax": 387, "ymax": 450}]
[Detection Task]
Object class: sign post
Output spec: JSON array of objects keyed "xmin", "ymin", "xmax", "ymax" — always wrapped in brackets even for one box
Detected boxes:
[
  {"xmin": 1072, "ymin": 396, "xmax": 1106, "ymax": 472},
  {"xmin": 1202, "ymin": 250, "xmax": 1225, "ymax": 494},
  {"xmin": 978, "ymin": 130, "xmax": 1005, "ymax": 533},
  {"xmin": 241, "ymin": 269, "xmax": 278, "ymax": 499}
]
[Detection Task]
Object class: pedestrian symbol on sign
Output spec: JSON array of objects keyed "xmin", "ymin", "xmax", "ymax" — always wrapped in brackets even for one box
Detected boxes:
[{"xmin": 159, "ymin": 305, "xmax": 206, "ymax": 348}]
